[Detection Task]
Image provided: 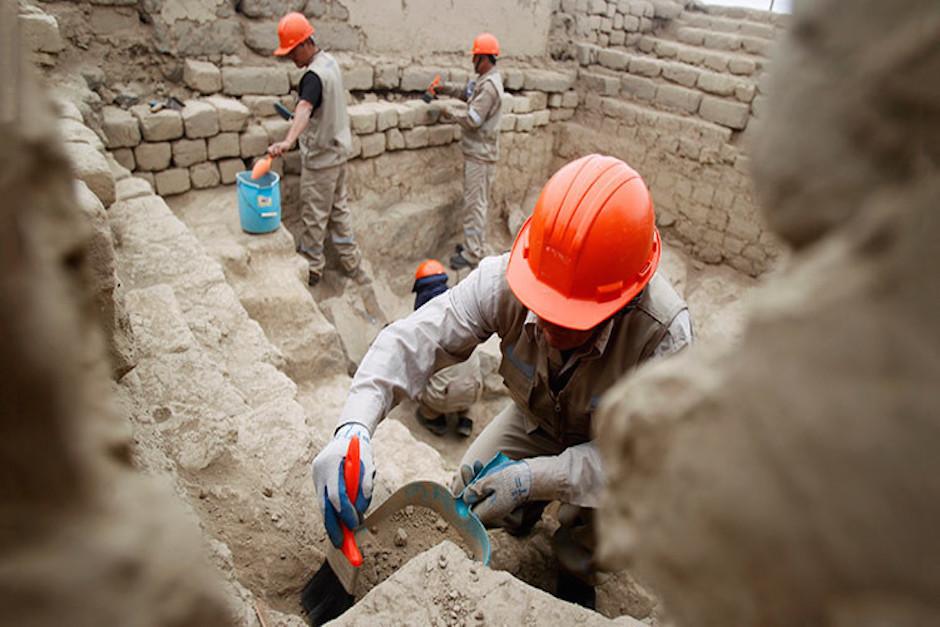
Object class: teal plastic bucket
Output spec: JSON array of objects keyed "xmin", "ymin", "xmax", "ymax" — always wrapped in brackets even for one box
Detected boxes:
[{"xmin": 236, "ymin": 171, "xmax": 281, "ymax": 234}]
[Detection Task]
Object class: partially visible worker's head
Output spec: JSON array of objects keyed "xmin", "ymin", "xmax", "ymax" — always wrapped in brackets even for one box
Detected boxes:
[
  {"xmin": 471, "ymin": 33, "xmax": 499, "ymax": 75},
  {"xmin": 274, "ymin": 12, "xmax": 318, "ymax": 67},
  {"xmin": 412, "ymin": 259, "xmax": 449, "ymax": 310},
  {"xmin": 506, "ymin": 154, "xmax": 660, "ymax": 349},
  {"xmin": 536, "ymin": 319, "xmax": 596, "ymax": 351}
]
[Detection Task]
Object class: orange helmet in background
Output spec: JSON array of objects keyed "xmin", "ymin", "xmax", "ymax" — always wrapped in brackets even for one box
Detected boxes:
[
  {"xmin": 471, "ymin": 33, "xmax": 500, "ymax": 57},
  {"xmin": 274, "ymin": 12, "xmax": 315, "ymax": 56},
  {"xmin": 506, "ymin": 154, "xmax": 660, "ymax": 331},
  {"xmin": 415, "ymin": 259, "xmax": 447, "ymax": 280}
]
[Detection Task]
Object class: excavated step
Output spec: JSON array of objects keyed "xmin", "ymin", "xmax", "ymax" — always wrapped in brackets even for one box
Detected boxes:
[
  {"xmin": 634, "ymin": 34, "xmax": 769, "ymax": 76},
  {"xmin": 578, "ymin": 63, "xmax": 756, "ymax": 132},
  {"xmin": 167, "ymin": 187, "xmax": 347, "ymax": 383},
  {"xmin": 577, "ymin": 92, "xmax": 736, "ymax": 154},
  {"xmin": 673, "ymin": 25, "xmax": 776, "ymax": 57},
  {"xmin": 585, "ymin": 47, "xmax": 759, "ymax": 100},
  {"xmin": 677, "ymin": 9, "xmax": 781, "ymax": 40},
  {"xmin": 704, "ymin": 3, "xmax": 791, "ymax": 27}
]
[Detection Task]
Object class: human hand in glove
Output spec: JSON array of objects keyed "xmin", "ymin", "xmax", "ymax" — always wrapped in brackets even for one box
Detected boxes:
[
  {"xmin": 312, "ymin": 422, "xmax": 375, "ymax": 548},
  {"xmin": 461, "ymin": 456, "xmax": 556, "ymax": 526}
]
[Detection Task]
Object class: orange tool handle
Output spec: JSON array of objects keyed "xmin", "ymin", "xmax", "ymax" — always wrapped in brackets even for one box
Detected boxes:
[
  {"xmin": 340, "ymin": 436, "xmax": 363, "ymax": 567},
  {"xmin": 250, "ymin": 155, "xmax": 273, "ymax": 180},
  {"xmin": 428, "ymin": 74, "xmax": 441, "ymax": 94}
]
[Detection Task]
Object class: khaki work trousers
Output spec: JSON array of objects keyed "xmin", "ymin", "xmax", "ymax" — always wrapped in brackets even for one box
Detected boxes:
[
  {"xmin": 460, "ymin": 158, "xmax": 496, "ymax": 264},
  {"xmin": 298, "ymin": 163, "xmax": 361, "ymax": 277},
  {"xmin": 454, "ymin": 402, "xmax": 597, "ymax": 584},
  {"xmin": 418, "ymin": 354, "xmax": 482, "ymax": 417}
]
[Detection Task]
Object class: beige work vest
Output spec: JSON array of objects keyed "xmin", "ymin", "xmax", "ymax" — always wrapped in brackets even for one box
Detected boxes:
[
  {"xmin": 496, "ymin": 273, "xmax": 687, "ymax": 447},
  {"xmin": 461, "ymin": 69, "xmax": 503, "ymax": 163},
  {"xmin": 299, "ymin": 51, "xmax": 353, "ymax": 170}
]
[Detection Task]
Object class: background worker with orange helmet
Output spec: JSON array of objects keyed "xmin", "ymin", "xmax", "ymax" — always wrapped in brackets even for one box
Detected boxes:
[
  {"xmin": 436, "ymin": 33, "xmax": 505, "ymax": 271},
  {"xmin": 411, "ymin": 260, "xmax": 483, "ymax": 437},
  {"xmin": 313, "ymin": 155, "xmax": 693, "ymax": 607},
  {"xmin": 267, "ymin": 12, "xmax": 368, "ymax": 287}
]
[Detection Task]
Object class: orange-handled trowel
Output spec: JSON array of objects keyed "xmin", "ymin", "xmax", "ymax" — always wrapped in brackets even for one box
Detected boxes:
[
  {"xmin": 421, "ymin": 74, "xmax": 442, "ymax": 103},
  {"xmin": 301, "ymin": 436, "xmax": 363, "ymax": 624}
]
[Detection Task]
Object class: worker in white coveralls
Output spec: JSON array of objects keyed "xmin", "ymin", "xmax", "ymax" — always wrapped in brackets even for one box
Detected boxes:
[
  {"xmin": 267, "ymin": 12, "xmax": 369, "ymax": 288},
  {"xmin": 411, "ymin": 259, "xmax": 483, "ymax": 438},
  {"xmin": 436, "ymin": 33, "xmax": 504, "ymax": 271},
  {"xmin": 313, "ymin": 155, "xmax": 694, "ymax": 607}
]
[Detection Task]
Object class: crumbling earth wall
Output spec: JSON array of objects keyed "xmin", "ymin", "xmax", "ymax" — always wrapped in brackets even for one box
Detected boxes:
[
  {"xmin": 594, "ymin": 0, "xmax": 940, "ymax": 625},
  {"xmin": 0, "ymin": 4, "xmax": 242, "ymax": 625}
]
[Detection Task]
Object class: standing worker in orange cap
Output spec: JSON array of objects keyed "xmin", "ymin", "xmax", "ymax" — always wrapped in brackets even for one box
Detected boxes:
[
  {"xmin": 313, "ymin": 155, "xmax": 693, "ymax": 607},
  {"xmin": 267, "ymin": 12, "xmax": 369, "ymax": 287},
  {"xmin": 437, "ymin": 33, "xmax": 504, "ymax": 271}
]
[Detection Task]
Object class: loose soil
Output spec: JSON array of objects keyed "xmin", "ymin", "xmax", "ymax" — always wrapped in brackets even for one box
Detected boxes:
[{"xmin": 353, "ymin": 505, "xmax": 474, "ymax": 599}]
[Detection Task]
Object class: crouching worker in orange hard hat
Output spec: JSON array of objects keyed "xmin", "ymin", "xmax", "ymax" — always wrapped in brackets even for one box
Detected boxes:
[
  {"xmin": 312, "ymin": 155, "xmax": 693, "ymax": 608},
  {"xmin": 268, "ymin": 12, "xmax": 369, "ymax": 287},
  {"xmin": 436, "ymin": 33, "xmax": 504, "ymax": 271},
  {"xmin": 412, "ymin": 260, "xmax": 483, "ymax": 438}
]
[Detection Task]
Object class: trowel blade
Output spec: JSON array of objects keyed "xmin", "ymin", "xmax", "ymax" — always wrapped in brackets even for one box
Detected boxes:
[
  {"xmin": 324, "ymin": 543, "xmax": 359, "ymax": 595},
  {"xmin": 358, "ymin": 481, "xmax": 491, "ymax": 565}
]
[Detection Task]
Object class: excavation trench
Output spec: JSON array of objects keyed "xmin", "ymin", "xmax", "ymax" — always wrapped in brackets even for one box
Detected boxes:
[
  {"xmin": 24, "ymin": 0, "xmax": 782, "ymax": 620},
  {"xmin": 159, "ymin": 173, "xmax": 760, "ymax": 622}
]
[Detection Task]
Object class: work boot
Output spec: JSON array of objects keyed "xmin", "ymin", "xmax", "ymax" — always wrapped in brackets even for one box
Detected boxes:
[
  {"xmin": 308, "ymin": 271, "xmax": 321, "ymax": 287},
  {"xmin": 449, "ymin": 252, "xmax": 475, "ymax": 270},
  {"xmin": 555, "ymin": 571, "xmax": 596, "ymax": 610},
  {"xmin": 416, "ymin": 409, "xmax": 447, "ymax": 436},
  {"xmin": 456, "ymin": 414, "xmax": 473, "ymax": 438}
]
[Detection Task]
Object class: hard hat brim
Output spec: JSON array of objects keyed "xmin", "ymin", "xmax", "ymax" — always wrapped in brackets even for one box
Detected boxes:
[
  {"xmin": 505, "ymin": 217, "xmax": 660, "ymax": 331},
  {"xmin": 273, "ymin": 43, "xmax": 298, "ymax": 56}
]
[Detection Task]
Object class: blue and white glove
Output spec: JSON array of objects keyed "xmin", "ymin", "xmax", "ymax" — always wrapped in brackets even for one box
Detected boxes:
[
  {"xmin": 461, "ymin": 456, "xmax": 560, "ymax": 526},
  {"xmin": 312, "ymin": 422, "xmax": 375, "ymax": 548}
]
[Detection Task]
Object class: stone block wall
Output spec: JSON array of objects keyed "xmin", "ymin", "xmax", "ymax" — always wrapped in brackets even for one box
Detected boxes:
[
  {"xmin": 98, "ymin": 59, "xmax": 578, "ymax": 217},
  {"xmin": 550, "ymin": 0, "xmax": 788, "ymax": 276},
  {"xmin": 26, "ymin": 0, "xmax": 787, "ymax": 277}
]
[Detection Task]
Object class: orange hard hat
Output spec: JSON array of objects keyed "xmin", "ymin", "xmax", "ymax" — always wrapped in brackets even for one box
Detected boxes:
[
  {"xmin": 471, "ymin": 33, "xmax": 500, "ymax": 57},
  {"xmin": 415, "ymin": 259, "xmax": 447, "ymax": 280},
  {"xmin": 506, "ymin": 155, "xmax": 661, "ymax": 331},
  {"xmin": 274, "ymin": 12, "xmax": 314, "ymax": 56}
]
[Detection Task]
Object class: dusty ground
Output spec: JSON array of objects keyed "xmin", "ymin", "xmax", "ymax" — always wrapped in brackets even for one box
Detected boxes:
[{"xmin": 354, "ymin": 506, "xmax": 472, "ymax": 598}]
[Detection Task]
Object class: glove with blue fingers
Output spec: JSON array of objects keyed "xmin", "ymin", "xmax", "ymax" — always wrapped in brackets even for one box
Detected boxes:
[
  {"xmin": 458, "ymin": 455, "xmax": 557, "ymax": 526},
  {"xmin": 312, "ymin": 422, "xmax": 375, "ymax": 548}
]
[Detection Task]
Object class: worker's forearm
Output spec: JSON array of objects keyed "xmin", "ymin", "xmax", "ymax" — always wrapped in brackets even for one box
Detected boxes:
[
  {"xmin": 283, "ymin": 103, "xmax": 312, "ymax": 148},
  {"xmin": 437, "ymin": 82, "xmax": 466, "ymax": 101},
  {"xmin": 527, "ymin": 441, "xmax": 604, "ymax": 508}
]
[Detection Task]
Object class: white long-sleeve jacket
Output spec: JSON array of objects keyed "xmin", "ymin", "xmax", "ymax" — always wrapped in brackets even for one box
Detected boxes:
[{"xmin": 338, "ymin": 254, "xmax": 692, "ymax": 506}]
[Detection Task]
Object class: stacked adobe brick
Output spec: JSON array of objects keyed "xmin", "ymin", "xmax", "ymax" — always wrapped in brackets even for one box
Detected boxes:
[{"xmin": 552, "ymin": 0, "xmax": 788, "ymax": 276}]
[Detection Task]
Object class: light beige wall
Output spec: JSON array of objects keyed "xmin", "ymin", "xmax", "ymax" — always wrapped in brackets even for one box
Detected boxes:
[{"xmin": 343, "ymin": 0, "xmax": 553, "ymax": 56}]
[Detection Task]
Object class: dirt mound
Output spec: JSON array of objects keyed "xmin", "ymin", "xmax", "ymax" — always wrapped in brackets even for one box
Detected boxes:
[{"xmin": 332, "ymin": 541, "xmax": 646, "ymax": 627}]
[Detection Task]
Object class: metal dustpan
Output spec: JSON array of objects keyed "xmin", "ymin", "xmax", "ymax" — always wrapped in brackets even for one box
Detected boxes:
[{"xmin": 326, "ymin": 480, "xmax": 491, "ymax": 590}]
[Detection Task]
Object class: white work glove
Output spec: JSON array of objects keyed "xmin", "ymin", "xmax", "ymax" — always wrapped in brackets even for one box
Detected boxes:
[
  {"xmin": 461, "ymin": 456, "xmax": 557, "ymax": 526},
  {"xmin": 312, "ymin": 422, "xmax": 375, "ymax": 548}
]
